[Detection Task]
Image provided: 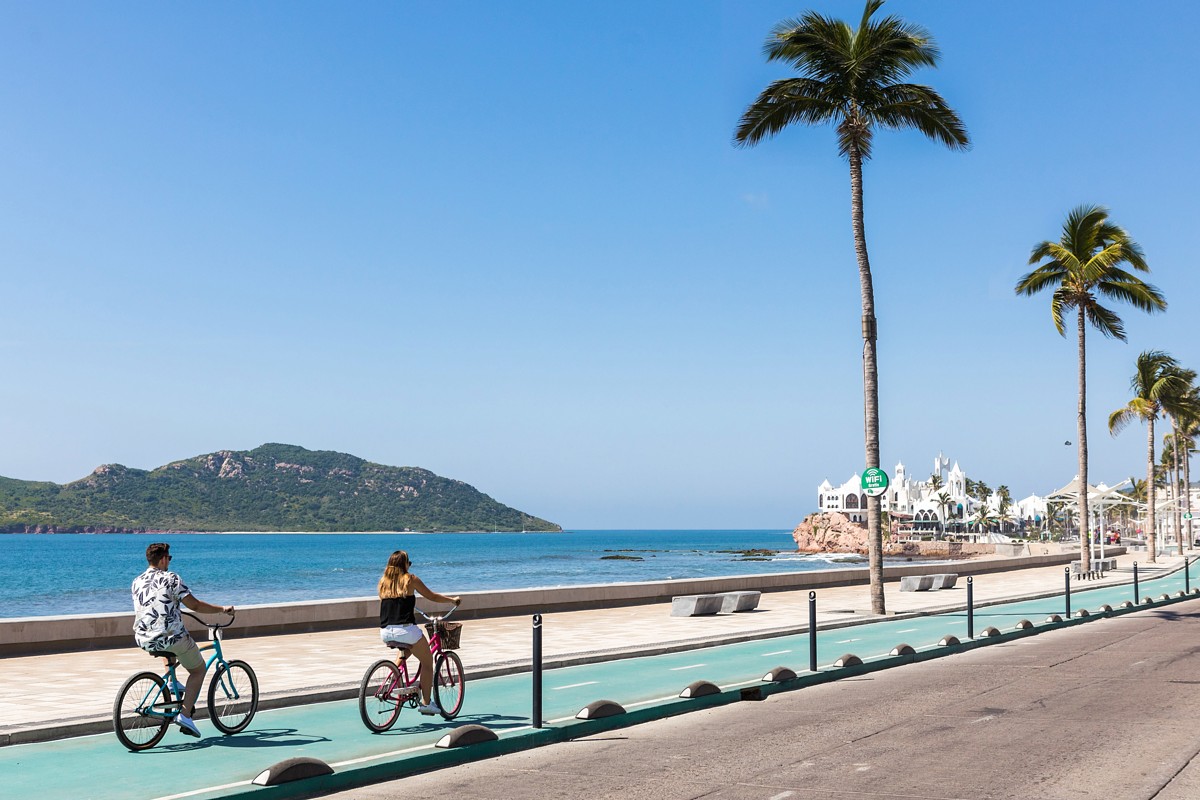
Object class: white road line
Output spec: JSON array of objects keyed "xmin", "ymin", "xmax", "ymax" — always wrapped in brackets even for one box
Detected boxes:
[
  {"xmin": 896, "ymin": 628, "xmax": 918, "ymax": 633},
  {"xmin": 669, "ymin": 663, "xmax": 707, "ymax": 671},
  {"xmin": 553, "ymin": 681, "xmax": 599, "ymax": 690},
  {"xmin": 153, "ymin": 782, "xmax": 253, "ymax": 800},
  {"xmin": 762, "ymin": 649, "xmax": 792, "ymax": 656},
  {"xmin": 836, "ymin": 638, "xmax": 860, "ymax": 644},
  {"xmin": 769, "ymin": 792, "xmax": 796, "ymax": 800}
]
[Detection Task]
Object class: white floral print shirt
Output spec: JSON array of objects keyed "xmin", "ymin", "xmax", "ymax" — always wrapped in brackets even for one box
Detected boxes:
[{"xmin": 131, "ymin": 567, "xmax": 192, "ymax": 651}]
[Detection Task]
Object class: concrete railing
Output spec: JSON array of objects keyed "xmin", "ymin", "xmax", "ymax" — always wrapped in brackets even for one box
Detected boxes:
[{"xmin": 0, "ymin": 548, "xmax": 1099, "ymax": 657}]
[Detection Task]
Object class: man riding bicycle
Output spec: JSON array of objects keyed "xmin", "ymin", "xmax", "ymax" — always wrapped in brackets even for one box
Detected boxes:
[{"xmin": 131, "ymin": 542, "xmax": 234, "ymax": 738}]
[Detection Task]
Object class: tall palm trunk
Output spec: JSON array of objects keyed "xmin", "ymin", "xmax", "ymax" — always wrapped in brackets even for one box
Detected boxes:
[
  {"xmin": 1147, "ymin": 417, "xmax": 1157, "ymax": 562},
  {"xmin": 1186, "ymin": 443, "xmax": 1194, "ymax": 551},
  {"xmin": 1076, "ymin": 310, "xmax": 1090, "ymax": 573},
  {"xmin": 1172, "ymin": 428, "xmax": 1183, "ymax": 555},
  {"xmin": 848, "ymin": 140, "xmax": 884, "ymax": 615}
]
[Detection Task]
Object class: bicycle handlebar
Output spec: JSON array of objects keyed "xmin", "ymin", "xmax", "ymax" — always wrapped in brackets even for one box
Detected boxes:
[
  {"xmin": 417, "ymin": 604, "xmax": 458, "ymax": 623},
  {"xmin": 181, "ymin": 610, "xmax": 236, "ymax": 629}
]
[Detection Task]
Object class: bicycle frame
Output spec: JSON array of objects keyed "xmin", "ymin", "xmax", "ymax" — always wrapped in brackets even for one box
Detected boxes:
[
  {"xmin": 383, "ymin": 608, "xmax": 452, "ymax": 697},
  {"xmin": 134, "ymin": 614, "xmax": 238, "ymax": 721}
]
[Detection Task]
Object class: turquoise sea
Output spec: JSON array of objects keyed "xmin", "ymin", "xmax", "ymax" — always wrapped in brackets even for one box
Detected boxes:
[{"xmin": 0, "ymin": 529, "xmax": 874, "ymax": 619}]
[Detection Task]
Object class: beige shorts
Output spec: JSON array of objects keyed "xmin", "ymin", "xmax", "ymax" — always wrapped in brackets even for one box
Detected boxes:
[{"xmin": 158, "ymin": 636, "xmax": 205, "ymax": 671}]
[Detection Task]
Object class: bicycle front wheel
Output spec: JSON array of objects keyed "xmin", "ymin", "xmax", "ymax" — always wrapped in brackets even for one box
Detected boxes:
[
  {"xmin": 359, "ymin": 660, "xmax": 404, "ymax": 732},
  {"xmin": 208, "ymin": 660, "xmax": 259, "ymax": 734},
  {"xmin": 433, "ymin": 651, "xmax": 465, "ymax": 720},
  {"xmin": 113, "ymin": 671, "xmax": 172, "ymax": 751}
]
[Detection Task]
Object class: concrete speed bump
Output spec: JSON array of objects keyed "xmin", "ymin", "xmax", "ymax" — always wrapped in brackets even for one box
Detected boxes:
[
  {"xmin": 762, "ymin": 666, "xmax": 797, "ymax": 682},
  {"xmin": 1120, "ymin": 601, "xmax": 1134, "ymax": 608},
  {"xmin": 436, "ymin": 725, "xmax": 498, "ymax": 749},
  {"xmin": 1099, "ymin": 604, "xmax": 1113, "ymax": 613},
  {"xmin": 939, "ymin": 635, "xmax": 960, "ymax": 646},
  {"xmin": 1159, "ymin": 594, "xmax": 1171, "ymax": 601},
  {"xmin": 1176, "ymin": 591, "xmax": 1187, "ymax": 598},
  {"xmin": 979, "ymin": 626, "xmax": 1001, "ymax": 638},
  {"xmin": 252, "ymin": 757, "xmax": 333, "ymax": 787},
  {"xmin": 1015, "ymin": 620, "xmax": 1033, "ymax": 630},
  {"xmin": 1046, "ymin": 614, "xmax": 1063, "ymax": 623},
  {"xmin": 1075, "ymin": 609, "xmax": 1089, "ymax": 618},
  {"xmin": 834, "ymin": 653, "xmax": 862, "ymax": 667},
  {"xmin": 890, "ymin": 643, "xmax": 915, "ymax": 656},
  {"xmin": 679, "ymin": 680, "xmax": 720, "ymax": 698},
  {"xmin": 1142, "ymin": 597, "xmax": 1155, "ymax": 605},
  {"xmin": 576, "ymin": 700, "xmax": 626, "ymax": 720}
]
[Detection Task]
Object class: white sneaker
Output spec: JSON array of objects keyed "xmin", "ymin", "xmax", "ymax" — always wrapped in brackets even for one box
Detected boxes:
[
  {"xmin": 175, "ymin": 712, "xmax": 201, "ymax": 738},
  {"xmin": 417, "ymin": 701, "xmax": 443, "ymax": 716}
]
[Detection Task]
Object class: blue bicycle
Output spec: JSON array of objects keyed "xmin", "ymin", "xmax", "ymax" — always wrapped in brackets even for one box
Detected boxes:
[{"xmin": 112, "ymin": 611, "xmax": 259, "ymax": 751}]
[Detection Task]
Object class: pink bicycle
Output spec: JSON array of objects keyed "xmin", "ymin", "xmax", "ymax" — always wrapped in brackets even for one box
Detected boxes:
[{"xmin": 358, "ymin": 607, "xmax": 465, "ymax": 731}]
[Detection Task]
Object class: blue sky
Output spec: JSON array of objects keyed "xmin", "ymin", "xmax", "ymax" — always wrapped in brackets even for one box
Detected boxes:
[{"xmin": 2, "ymin": 1, "xmax": 1198, "ymax": 529}]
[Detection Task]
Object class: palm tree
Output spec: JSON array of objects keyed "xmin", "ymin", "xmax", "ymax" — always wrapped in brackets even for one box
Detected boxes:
[
  {"xmin": 929, "ymin": 473, "xmax": 944, "ymax": 494},
  {"xmin": 996, "ymin": 486, "xmax": 1013, "ymax": 534},
  {"xmin": 1178, "ymin": 405, "xmax": 1200, "ymax": 549},
  {"xmin": 1109, "ymin": 351, "xmax": 1185, "ymax": 562},
  {"xmin": 1016, "ymin": 206, "xmax": 1167, "ymax": 571},
  {"xmin": 1161, "ymin": 367, "xmax": 1198, "ymax": 555},
  {"xmin": 936, "ymin": 490, "xmax": 952, "ymax": 536},
  {"xmin": 735, "ymin": 0, "xmax": 968, "ymax": 615},
  {"xmin": 972, "ymin": 502, "xmax": 992, "ymax": 536}
]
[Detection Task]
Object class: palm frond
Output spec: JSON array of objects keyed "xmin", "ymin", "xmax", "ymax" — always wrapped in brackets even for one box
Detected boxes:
[
  {"xmin": 1109, "ymin": 403, "xmax": 1147, "ymax": 435},
  {"xmin": 1028, "ymin": 241, "xmax": 1079, "ymax": 270},
  {"xmin": 1014, "ymin": 264, "xmax": 1066, "ymax": 296},
  {"xmin": 1049, "ymin": 288, "xmax": 1072, "ymax": 336},
  {"xmin": 1084, "ymin": 302, "xmax": 1126, "ymax": 341},
  {"xmin": 873, "ymin": 84, "xmax": 970, "ymax": 150},
  {"xmin": 734, "ymin": 79, "xmax": 840, "ymax": 147},
  {"xmin": 1095, "ymin": 277, "xmax": 1167, "ymax": 314}
]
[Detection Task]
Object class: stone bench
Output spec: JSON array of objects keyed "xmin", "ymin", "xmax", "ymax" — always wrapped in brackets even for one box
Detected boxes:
[
  {"xmin": 899, "ymin": 574, "xmax": 958, "ymax": 592},
  {"xmin": 1071, "ymin": 559, "xmax": 1117, "ymax": 579},
  {"xmin": 900, "ymin": 576, "xmax": 935, "ymax": 592},
  {"xmin": 930, "ymin": 573, "xmax": 958, "ymax": 590},
  {"xmin": 670, "ymin": 594, "xmax": 723, "ymax": 617},
  {"xmin": 719, "ymin": 591, "xmax": 761, "ymax": 613}
]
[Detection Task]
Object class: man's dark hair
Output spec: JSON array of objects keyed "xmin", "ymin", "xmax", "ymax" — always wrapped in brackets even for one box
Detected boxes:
[{"xmin": 145, "ymin": 542, "xmax": 170, "ymax": 565}]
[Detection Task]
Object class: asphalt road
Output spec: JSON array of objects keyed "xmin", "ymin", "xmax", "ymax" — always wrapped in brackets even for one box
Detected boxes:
[{"xmin": 321, "ymin": 600, "xmax": 1200, "ymax": 800}]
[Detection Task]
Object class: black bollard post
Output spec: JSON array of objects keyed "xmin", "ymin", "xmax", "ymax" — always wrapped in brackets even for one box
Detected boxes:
[
  {"xmin": 967, "ymin": 576, "xmax": 974, "ymax": 639},
  {"xmin": 1133, "ymin": 561, "xmax": 1139, "ymax": 604},
  {"xmin": 1187, "ymin": 558, "xmax": 1191, "ymax": 594},
  {"xmin": 808, "ymin": 591, "xmax": 817, "ymax": 672},
  {"xmin": 532, "ymin": 614, "xmax": 542, "ymax": 728},
  {"xmin": 1064, "ymin": 567, "xmax": 1071, "ymax": 618}
]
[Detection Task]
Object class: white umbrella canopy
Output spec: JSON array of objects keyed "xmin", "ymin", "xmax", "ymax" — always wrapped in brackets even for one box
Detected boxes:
[{"xmin": 1045, "ymin": 475, "xmax": 1099, "ymax": 502}]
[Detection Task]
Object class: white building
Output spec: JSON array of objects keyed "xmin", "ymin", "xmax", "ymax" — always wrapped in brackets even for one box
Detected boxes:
[{"xmin": 817, "ymin": 452, "xmax": 1014, "ymax": 530}]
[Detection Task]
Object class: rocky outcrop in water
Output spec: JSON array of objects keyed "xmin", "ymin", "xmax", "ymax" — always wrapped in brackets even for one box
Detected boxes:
[{"xmin": 793, "ymin": 511, "xmax": 870, "ymax": 554}]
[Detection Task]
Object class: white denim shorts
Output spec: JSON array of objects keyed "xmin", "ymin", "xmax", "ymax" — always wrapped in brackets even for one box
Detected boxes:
[{"xmin": 380, "ymin": 624, "xmax": 423, "ymax": 646}]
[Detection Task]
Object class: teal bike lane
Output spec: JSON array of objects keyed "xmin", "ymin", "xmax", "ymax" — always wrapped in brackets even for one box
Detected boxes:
[{"xmin": 5, "ymin": 562, "xmax": 1196, "ymax": 800}]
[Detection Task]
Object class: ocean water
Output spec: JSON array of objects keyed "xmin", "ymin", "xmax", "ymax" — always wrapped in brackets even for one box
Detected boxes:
[{"xmin": 0, "ymin": 529, "xmax": 872, "ymax": 618}]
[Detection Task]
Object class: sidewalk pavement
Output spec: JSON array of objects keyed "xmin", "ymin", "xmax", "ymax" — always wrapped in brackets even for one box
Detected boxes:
[{"xmin": 0, "ymin": 551, "xmax": 1182, "ymax": 745}]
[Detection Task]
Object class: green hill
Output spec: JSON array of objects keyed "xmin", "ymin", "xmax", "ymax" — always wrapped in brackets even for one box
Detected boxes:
[{"xmin": 0, "ymin": 444, "xmax": 561, "ymax": 533}]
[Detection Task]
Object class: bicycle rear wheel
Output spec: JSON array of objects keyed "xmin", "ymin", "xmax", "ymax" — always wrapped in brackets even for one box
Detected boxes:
[
  {"xmin": 433, "ymin": 651, "xmax": 465, "ymax": 720},
  {"xmin": 207, "ymin": 660, "xmax": 259, "ymax": 734},
  {"xmin": 113, "ymin": 671, "xmax": 172, "ymax": 751},
  {"xmin": 359, "ymin": 660, "xmax": 405, "ymax": 732}
]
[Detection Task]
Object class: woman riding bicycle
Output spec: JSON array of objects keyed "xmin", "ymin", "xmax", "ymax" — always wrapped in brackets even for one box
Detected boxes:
[{"xmin": 376, "ymin": 550, "xmax": 460, "ymax": 716}]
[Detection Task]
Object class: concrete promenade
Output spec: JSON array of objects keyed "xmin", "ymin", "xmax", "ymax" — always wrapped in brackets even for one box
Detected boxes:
[
  {"xmin": 326, "ymin": 589, "xmax": 1200, "ymax": 800},
  {"xmin": 1, "ymin": 550, "xmax": 1179, "ymax": 747}
]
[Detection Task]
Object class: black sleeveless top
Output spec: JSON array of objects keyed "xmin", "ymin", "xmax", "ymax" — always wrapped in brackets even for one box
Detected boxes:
[{"xmin": 379, "ymin": 594, "xmax": 416, "ymax": 627}]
